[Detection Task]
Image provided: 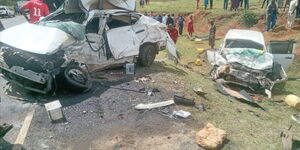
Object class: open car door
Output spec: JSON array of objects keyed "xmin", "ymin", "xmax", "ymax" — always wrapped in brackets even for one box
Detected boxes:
[{"xmin": 267, "ymin": 40, "xmax": 296, "ymax": 71}]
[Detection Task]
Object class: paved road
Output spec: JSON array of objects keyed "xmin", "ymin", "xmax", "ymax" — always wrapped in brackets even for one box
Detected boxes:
[{"xmin": 0, "ymin": 15, "xmax": 27, "ymax": 29}]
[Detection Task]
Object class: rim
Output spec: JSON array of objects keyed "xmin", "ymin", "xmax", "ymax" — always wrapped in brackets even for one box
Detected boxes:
[{"xmin": 68, "ymin": 69, "xmax": 87, "ymax": 84}]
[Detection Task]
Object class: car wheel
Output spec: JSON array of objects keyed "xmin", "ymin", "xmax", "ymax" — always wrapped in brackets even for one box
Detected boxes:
[
  {"xmin": 64, "ymin": 64, "xmax": 92, "ymax": 92},
  {"xmin": 138, "ymin": 44, "xmax": 156, "ymax": 67}
]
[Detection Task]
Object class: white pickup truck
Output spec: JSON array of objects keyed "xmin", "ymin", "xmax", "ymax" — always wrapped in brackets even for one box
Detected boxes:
[{"xmin": 207, "ymin": 29, "xmax": 295, "ymax": 95}]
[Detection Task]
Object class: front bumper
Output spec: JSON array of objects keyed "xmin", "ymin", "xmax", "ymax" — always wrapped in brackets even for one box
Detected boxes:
[{"xmin": 0, "ymin": 62, "xmax": 53, "ymax": 94}]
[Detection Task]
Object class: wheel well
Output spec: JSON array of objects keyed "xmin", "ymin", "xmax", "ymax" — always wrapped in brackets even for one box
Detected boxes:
[{"xmin": 140, "ymin": 42, "xmax": 159, "ymax": 54}]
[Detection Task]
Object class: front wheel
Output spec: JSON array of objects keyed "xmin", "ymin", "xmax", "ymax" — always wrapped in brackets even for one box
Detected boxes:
[
  {"xmin": 138, "ymin": 44, "xmax": 157, "ymax": 67},
  {"xmin": 64, "ymin": 64, "xmax": 92, "ymax": 92}
]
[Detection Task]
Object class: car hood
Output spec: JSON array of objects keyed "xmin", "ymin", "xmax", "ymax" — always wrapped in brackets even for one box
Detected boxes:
[{"xmin": 0, "ymin": 23, "xmax": 73, "ymax": 55}]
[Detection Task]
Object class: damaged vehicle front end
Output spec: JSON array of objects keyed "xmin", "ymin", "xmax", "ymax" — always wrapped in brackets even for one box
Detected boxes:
[
  {"xmin": 207, "ymin": 29, "xmax": 295, "ymax": 97},
  {"xmin": 0, "ymin": 0, "xmax": 178, "ymax": 94}
]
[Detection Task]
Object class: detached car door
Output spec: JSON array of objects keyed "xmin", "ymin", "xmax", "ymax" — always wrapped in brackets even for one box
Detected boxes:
[{"xmin": 267, "ymin": 40, "xmax": 296, "ymax": 71}]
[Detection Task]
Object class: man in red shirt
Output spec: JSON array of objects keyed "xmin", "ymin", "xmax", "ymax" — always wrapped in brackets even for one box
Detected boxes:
[
  {"xmin": 167, "ymin": 24, "xmax": 179, "ymax": 44},
  {"xmin": 22, "ymin": 0, "xmax": 50, "ymax": 23}
]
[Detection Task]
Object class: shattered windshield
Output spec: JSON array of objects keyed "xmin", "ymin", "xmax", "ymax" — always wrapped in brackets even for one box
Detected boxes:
[{"xmin": 225, "ymin": 39, "xmax": 264, "ymax": 50}]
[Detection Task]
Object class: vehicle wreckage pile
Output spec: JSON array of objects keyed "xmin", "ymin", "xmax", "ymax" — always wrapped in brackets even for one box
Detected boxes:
[
  {"xmin": 0, "ymin": 0, "xmax": 178, "ymax": 94},
  {"xmin": 207, "ymin": 29, "xmax": 295, "ymax": 100}
]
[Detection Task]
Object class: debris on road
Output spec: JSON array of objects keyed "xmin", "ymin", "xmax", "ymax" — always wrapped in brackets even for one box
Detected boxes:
[
  {"xmin": 125, "ymin": 63, "xmax": 135, "ymax": 75},
  {"xmin": 195, "ymin": 104, "xmax": 210, "ymax": 111},
  {"xmin": 280, "ymin": 125, "xmax": 293, "ymax": 150},
  {"xmin": 134, "ymin": 100, "xmax": 174, "ymax": 110},
  {"xmin": 0, "ymin": 123, "xmax": 13, "ymax": 137},
  {"xmin": 172, "ymin": 110, "xmax": 191, "ymax": 118},
  {"xmin": 291, "ymin": 114, "xmax": 300, "ymax": 124},
  {"xmin": 174, "ymin": 95, "xmax": 195, "ymax": 106},
  {"xmin": 215, "ymin": 81, "xmax": 255, "ymax": 103},
  {"xmin": 196, "ymin": 123, "xmax": 227, "ymax": 150},
  {"xmin": 285, "ymin": 95, "xmax": 300, "ymax": 110},
  {"xmin": 134, "ymin": 76, "xmax": 152, "ymax": 83},
  {"xmin": 193, "ymin": 87, "xmax": 207, "ymax": 97},
  {"xmin": 194, "ymin": 59, "xmax": 202, "ymax": 66},
  {"xmin": 44, "ymin": 100, "xmax": 64, "ymax": 122}
]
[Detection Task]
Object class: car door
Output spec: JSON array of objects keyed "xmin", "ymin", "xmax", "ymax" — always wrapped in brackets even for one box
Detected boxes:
[
  {"xmin": 106, "ymin": 14, "xmax": 140, "ymax": 59},
  {"xmin": 267, "ymin": 40, "xmax": 296, "ymax": 71}
]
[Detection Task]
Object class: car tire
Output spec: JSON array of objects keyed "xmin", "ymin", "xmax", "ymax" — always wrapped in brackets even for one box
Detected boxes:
[
  {"xmin": 138, "ymin": 44, "xmax": 157, "ymax": 67},
  {"xmin": 64, "ymin": 64, "xmax": 92, "ymax": 92}
]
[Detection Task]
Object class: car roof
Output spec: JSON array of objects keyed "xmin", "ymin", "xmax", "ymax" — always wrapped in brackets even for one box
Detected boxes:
[{"xmin": 225, "ymin": 29, "xmax": 265, "ymax": 46}]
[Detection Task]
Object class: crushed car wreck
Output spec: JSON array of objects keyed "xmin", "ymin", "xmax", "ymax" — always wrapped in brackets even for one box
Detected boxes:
[
  {"xmin": 0, "ymin": 0, "xmax": 178, "ymax": 94},
  {"xmin": 207, "ymin": 29, "xmax": 296, "ymax": 97}
]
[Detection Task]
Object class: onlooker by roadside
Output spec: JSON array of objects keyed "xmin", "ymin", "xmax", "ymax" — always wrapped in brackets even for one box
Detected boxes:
[
  {"xmin": 167, "ymin": 24, "xmax": 179, "ymax": 44},
  {"xmin": 287, "ymin": 0, "xmax": 299, "ymax": 28},
  {"xmin": 162, "ymin": 13, "xmax": 167, "ymax": 24},
  {"xmin": 177, "ymin": 15, "xmax": 185, "ymax": 36},
  {"xmin": 204, "ymin": 0, "xmax": 209, "ymax": 9},
  {"xmin": 21, "ymin": 0, "xmax": 50, "ymax": 23},
  {"xmin": 197, "ymin": 0, "xmax": 200, "ymax": 9},
  {"xmin": 166, "ymin": 14, "xmax": 174, "ymax": 26},
  {"xmin": 157, "ymin": 14, "xmax": 163, "ymax": 23},
  {"xmin": 266, "ymin": 0, "xmax": 278, "ymax": 31},
  {"xmin": 224, "ymin": 0, "xmax": 229, "ymax": 9},
  {"xmin": 244, "ymin": 0, "xmax": 249, "ymax": 9},
  {"xmin": 140, "ymin": 0, "xmax": 145, "ymax": 8},
  {"xmin": 187, "ymin": 16, "xmax": 194, "ymax": 37},
  {"xmin": 172, "ymin": 14, "xmax": 177, "ymax": 26},
  {"xmin": 209, "ymin": 21, "xmax": 217, "ymax": 48},
  {"xmin": 210, "ymin": 0, "xmax": 214, "ymax": 8}
]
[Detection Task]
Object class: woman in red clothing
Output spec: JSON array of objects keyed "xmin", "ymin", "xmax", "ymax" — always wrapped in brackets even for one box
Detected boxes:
[
  {"xmin": 187, "ymin": 16, "xmax": 194, "ymax": 37},
  {"xmin": 167, "ymin": 24, "xmax": 179, "ymax": 44}
]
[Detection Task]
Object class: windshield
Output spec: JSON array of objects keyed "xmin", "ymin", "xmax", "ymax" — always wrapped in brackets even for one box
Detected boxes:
[
  {"xmin": 225, "ymin": 39, "xmax": 264, "ymax": 50},
  {"xmin": 0, "ymin": 8, "xmax": 5, "ymax": 10}
]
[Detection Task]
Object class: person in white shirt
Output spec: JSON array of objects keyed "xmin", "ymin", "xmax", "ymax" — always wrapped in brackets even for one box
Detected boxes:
[
  {"xmin": 162, "ymin": 13, "xmax": 167, "ymax": 24},
  {"xmin": 287, "ymin": 0, "xmax": 299, "ymax": 28}
]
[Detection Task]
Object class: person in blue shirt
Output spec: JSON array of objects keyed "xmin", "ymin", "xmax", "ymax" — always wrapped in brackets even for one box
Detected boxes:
[
  {"xmin": 177, "ymin": 15, "xmax": 185, "ymax": 36},
  {"xmin": 157, "ymin": 14, "xmax": 163, "ymax": 23},
  {"xmin": 266, "ymin": 0, "xmax": 278, "ymax": 31}
]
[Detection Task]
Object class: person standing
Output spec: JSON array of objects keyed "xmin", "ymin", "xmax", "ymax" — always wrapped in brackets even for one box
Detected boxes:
[
  {"xmin": 261, "ymin": 0, "xmax": 270, "ymax": 8},
  {"xmin": 244, "ymin": 0, "xmax": 249, "ymax": 8},
  {"xmin": 157, "ymin": 14, "xmax": 163, "ymax": 23},
  {"xmin": 140, "ymin": 0, "xmax": 145, "ymax": 8},
  {"xmin": 171, "ymin": 14, "xmax": 177, "ymax": 26},
  {"xmin": 177, "ymin": 15, "xmax": 185, "ymax": 36},
  {"xmin": 287, "ymin": 0, "xmax": 299, "ymax": 28},
  {"xmin": 210, "ymin": 0, "xmax": 214, "ymax": 8},
  {"xmin": 187, "ymin": 16, "xmax": 194, "ymax": 37},
  {"xmin": 166, "ymin": 14, "xmax": 174, "ymax": 26},
  {"xmin": 167, "ymin": 24, "xmax": 179, "ymax": 44},
  {"xmin": 209, "ymin": 21, "xmax": 216, "ymax": 49},
  {"xmin": 266, "ymin": 0, "xmax": 278, "ymax": 31},
  {"xmin": 21, "ymin": 0, "xmax": 50, "ymax": 23},
  {"xmin": 231, "ymin": 0, "xmax": 240, "ymax": 10},
  {"xmin": 197, "ymin": 0, "xmax": 200, "ymax": 9},
  {"xmin": 204, "ymin": 0, "xmax": 209, "ymax": 9},
  {"xmin": 224, "ymin": 0, "xmax": 229, "ymax": 9}
]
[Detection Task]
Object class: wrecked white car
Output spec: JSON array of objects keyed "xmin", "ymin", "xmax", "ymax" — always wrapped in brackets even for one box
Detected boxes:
[
  {"xmin": 0, "ymin": 0, "xmax": 177, "ymax": 94},
  {"xmin": 207, "ymin": 29, "xmax": 295, "ymax": 96}
]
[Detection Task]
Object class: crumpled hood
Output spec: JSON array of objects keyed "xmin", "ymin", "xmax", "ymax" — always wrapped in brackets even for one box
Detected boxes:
[{"xmin": 0, "ymin": 23, "xmax": 73, "ymax": 55}]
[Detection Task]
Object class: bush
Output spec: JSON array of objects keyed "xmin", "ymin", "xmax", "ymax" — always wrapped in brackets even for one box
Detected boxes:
[{"xmin": 240, "ymin": 10, "xmax": 259, "ymax": 28}]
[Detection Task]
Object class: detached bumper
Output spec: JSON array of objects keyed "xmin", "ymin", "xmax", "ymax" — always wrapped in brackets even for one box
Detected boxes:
[{"xmin": 0, "ymin": 62, "xmax": 53, "ymax": 94}]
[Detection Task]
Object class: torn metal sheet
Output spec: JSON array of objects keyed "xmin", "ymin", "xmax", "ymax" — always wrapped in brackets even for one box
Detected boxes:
[
  {"xmin": 134, "ymin": 100, "xmax": 174, "ymax": 110},
  {"xmin": 215, "ymin": 81, "xmax": 255, "ymax": 103}
]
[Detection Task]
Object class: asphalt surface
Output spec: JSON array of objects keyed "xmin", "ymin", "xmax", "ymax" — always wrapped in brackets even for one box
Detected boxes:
[{"xmin": 0, "ymin": 15, "xmax": 27, "ymax": 29}]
